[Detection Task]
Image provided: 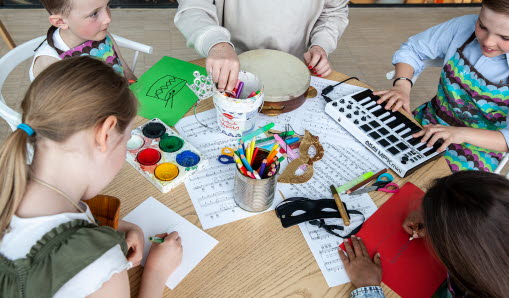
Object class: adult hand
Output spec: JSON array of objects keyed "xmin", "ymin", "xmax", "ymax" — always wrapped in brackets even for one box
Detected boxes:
[
  {"xmin": 207, "ymin": 42, "xmax": 240, "ymax": 93},
  {"xmin": 118, "ymin": 220, "xmax": 144, "ymax": 266},
  {"xmin": 339, "ymin": 235, "xmax": 382, "ymax": 289},
  {"xmin": 412, "ymin": 124, "xmax": 463, "ymax": 152},
  {"xmin": 304, "ymin": 45, "xmax": 332, "ymax": 77},
  {"xmin": 374, "ymin": 80, "xmax": 412, "ymax": 113},
  {"xmin": 144, "ymin": 232, "xmax": 183, "ymax": 281},
  {"xmin": 402, "ymin": 209, "xmax": 426, "ymax": 239}
]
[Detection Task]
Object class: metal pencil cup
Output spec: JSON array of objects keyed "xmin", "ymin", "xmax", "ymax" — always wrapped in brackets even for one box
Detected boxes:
[{"xmin": 233, "ymin": 166, "xmax": 279, "ymax": 212}]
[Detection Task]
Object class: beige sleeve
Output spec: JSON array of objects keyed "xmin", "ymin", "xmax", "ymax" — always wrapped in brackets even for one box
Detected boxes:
[
  {"xmin": 309, "ymin": 0, "xmax": 350, "ymax": 55},
  {"xmin": 174, "ymin": 0, "xmax": 233, "ymax": 57}
]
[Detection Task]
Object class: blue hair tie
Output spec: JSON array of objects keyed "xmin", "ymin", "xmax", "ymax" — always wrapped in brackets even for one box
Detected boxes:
[{"xmin": 17, "ymin": 123, "xmax": 35, "ymax": 136}]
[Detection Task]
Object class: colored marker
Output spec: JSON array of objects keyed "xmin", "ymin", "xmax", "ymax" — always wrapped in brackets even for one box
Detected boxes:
[
  {"xmin": 241, "ymin": 123, "xmax": 275, "ymax": 142},
  {"xmin": 336, "ymin": 172, "xmax": 375, "ymax": 194},
  {"xmin": 346, "ymin": 168, "xmax": 388, "ymax": 194},
  {"xmin": 274, "ymin": 134, "xmax": 298, "ymax": 160},
  {"xmin": 235, "ymin": 81, "xmax": 244, "ymax": 98},
  {"xmin": 289, "ymin": 142, "xmax": 301, "ymax": 149},
  {"xmin": 255, "ymin": 131, "xmax": 295, "ymax": 145},
  {"xmin": 149, "ymin": 236, "xmax": 164, "ymax": 244},
  {"xmin": 247, "ymin": 91, "xmax": 257, "ymax": 98}
]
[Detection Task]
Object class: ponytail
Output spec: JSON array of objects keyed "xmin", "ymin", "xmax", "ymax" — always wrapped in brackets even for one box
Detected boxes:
[
  {"xmin": 0, "ymin": 56, "xmax": 138, "ymax": 237},
  {"xmin": 0, "ymin": 129, "xmax": 31, "ymax": 234}
]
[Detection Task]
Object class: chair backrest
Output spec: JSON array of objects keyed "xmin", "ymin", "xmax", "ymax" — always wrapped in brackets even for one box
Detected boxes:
[
  {"xmin": 0, "ymin": 36, "xmax": 45, "ymax": 130},
  {"xmin": 0, "ymin": 34, "xmax": 153, "ymax": 131}
]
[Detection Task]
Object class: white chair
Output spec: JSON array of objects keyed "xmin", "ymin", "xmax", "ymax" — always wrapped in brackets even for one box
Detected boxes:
[
  {"xmin": 0, "ymin": 34, "xmax": 153, "ymax": 131},
  {"xmin": 386, "ymin": 59, "xmax": 509, "ymax": 177}
]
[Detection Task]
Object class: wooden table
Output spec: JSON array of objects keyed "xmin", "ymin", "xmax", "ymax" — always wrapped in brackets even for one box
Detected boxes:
[{"xmin": 103, "ymin": 59, "xmax": 452, "ymax": 297}]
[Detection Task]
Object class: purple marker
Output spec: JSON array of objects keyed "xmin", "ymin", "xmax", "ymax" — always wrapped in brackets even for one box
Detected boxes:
[{"xmin": 235, "ymin": 81, "xmax": 245, "ymax": 98}]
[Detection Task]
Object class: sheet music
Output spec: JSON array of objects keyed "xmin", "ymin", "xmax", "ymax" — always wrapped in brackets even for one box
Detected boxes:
[
  {"xmin": 175, "ymin": 112, "xmax": 284, "ymax": 230},
  {"xmin": 277, "ymin": 141, "xmax": 384, "ymax": 287}
]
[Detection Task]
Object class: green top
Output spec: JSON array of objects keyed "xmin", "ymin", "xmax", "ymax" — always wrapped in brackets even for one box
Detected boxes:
[{"xmin": 0, "ymin": 219, "xmax": 127, "ymax": 298}]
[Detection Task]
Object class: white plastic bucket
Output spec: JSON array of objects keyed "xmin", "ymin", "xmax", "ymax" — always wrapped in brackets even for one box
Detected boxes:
[{"xmin": 213, "ymin": 71, "xmax": 264, "ymax": 137}]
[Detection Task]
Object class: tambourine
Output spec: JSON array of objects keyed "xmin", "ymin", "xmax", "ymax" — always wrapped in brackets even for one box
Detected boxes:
[{"xmin": 238, "ymin": 49, "xmax": 311, "ymax": 116}]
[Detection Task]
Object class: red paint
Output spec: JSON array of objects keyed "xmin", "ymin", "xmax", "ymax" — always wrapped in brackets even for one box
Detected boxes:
[{"xmin": 137, "ymin": 148, "xmax": 161, "ymax": 166}]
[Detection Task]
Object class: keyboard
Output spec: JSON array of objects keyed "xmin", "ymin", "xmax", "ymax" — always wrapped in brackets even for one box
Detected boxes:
[{"xmin": 324, "ymin": 88, "xmax": 444, "ymax": 177}]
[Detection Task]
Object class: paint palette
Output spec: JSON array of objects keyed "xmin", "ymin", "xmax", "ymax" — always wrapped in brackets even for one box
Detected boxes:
[{"xmin": 126, "ymin": 118, "xmax": 207, "ymax": 193}]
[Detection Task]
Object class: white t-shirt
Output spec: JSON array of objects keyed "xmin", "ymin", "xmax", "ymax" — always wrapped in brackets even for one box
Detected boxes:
[
  {"xmin": 29, "ymin": 28, "xmax": 69, "ymax": 81},
  {"xmin": 0, "ymin": 202, "xmax": 132, "ymax": 298}
]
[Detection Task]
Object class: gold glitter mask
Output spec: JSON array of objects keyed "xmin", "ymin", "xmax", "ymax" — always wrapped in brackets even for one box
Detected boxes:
[{"xmin": 278, "ymin": 130, "xmax": 324, "ymax": 184}]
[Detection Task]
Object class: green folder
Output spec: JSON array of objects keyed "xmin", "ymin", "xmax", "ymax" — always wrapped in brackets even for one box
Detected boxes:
[{"xmin": 130, "ymin": 56, "xmax": 206, "ymax": 126}]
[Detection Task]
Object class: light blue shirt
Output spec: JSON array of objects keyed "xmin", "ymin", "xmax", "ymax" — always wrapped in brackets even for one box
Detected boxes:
[
  {"xmin": 393, "ymin": 14, "xmax": 509, "ymax": 148},
  {"xmin": 393, "ymin": 15, "xmax": 509, "ymax": 84}
]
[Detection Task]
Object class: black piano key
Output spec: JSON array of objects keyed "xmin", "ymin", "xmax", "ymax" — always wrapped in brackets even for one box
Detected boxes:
[
  {"xmin": 396, "ymin": 142, "xmax": 409, "ymax": 151},
  {"xmin": 372, "ymin": 109, "xmax": 386, "ymax": 117},
  {"xmin": 369, "ymin": 131, "xmax": 381, "ymax": 139},
  {"xmin": 360, "ymin": 124, "xmax": 371, "ymax": 132},
  {"xmin": 379, "ymin": 128, "xmax": 389, "ymax": 135},
  {"xmin": 388, "ymin": 147, "xmax": 400, "ymax": 155},
  {"xmin": 425, "ymin": 141, "xmax": 445, "ymax": 156},
  {"xmin": 369, "ymin": 121, "xmax": 380, "ymax": 128},
  {"xmin": 387, "ymin": 120, "xmax": 401, "ymax": 129},
  {"xmin": 352, "ymin": 89, "xmax": 373, "ymax": 102},
  {"xmin": 378, "ymin": 139, "xmax": 390, "ymax": 147},
  {"xmin": 408, "ymin": 137, "xmax": 421, "ymax": 146},
  {"xmin": 380, "ymin": 114, "xmax": 393, "ymax": 122},
  {"xmin": 387, "ymin": 135, "xmax": 398, "ymax": 143}
]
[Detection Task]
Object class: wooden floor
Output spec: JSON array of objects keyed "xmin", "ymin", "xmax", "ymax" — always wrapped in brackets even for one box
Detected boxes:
[{"xmin": 0, "ymin": 7, "xmax": 479, "ymax": 144}]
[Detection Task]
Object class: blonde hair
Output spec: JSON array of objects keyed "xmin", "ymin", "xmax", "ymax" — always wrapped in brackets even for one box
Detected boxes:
[
  {"xmin": 0, "ymin": 56, "xmax": 138, "ymax": 234},
  {"xmin": 40, "ymin": 0, "xmax": 73, "ymax": 15}
]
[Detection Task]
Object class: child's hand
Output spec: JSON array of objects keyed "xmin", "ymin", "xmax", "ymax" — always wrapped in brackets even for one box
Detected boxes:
[
  {"xmin": 207, "ymin": 42, "xmax": 240, "ymax": 93},
  {"xmin": 304, "ymin": 46, "xmax": 332, "ymax": 77},
  {"xmin": 374, "ymin": 83, "xmax": 412, "ymax": 113},
  {"xmin": 412, "ymin": 124, "xmax": 464, "ymax": 152},
  {"xmin": 117, "ymin": 220, "xmax": 144, "ymax": 267},
  {"xmin": 402, "ymin": 210, "xmax": 426, "ymax": 239},
  {"xmin": 124, "ymin": 224, "xmax": 144, "ymax": 266},
  {"xmin": 144, "ymin": 232, "xmax": 183, "ymax": 281},
  {"xmin": 339, "ymin": 235, "xmax": 382, "ymax": 289}
]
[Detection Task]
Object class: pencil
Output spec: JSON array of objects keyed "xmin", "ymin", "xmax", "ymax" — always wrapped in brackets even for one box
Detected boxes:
[
  {"xmin": 346, "ymin": 168, "xmax": 388, "ymax": 194},
  {"xmin": 249, "ymin": 139, "xmax": 256, "ymax": 163},
  {"xmin": 258, "ymin": 159, "xmax": 267, "ymax": 175},
  {"xmin": 266, "ymin": 143, "xmax": 280, "ymax": 163},
  {"xmin": 237, "ymin": 163, "xmax": 248, "ymax": 176},
  {"xmin": 240, "ymin": 154, "xmax": 254, "ymax": 172},
  {"xmin": 251, "ymin": 147, "xmax": 259, "ymax": 165},
  {"xmin": 149, "ymin": 236, "xmax": 164, "ymax": 244},
  {"xmin": 330, "ymin": 185, "xmax": 350, "ymax": 226}
]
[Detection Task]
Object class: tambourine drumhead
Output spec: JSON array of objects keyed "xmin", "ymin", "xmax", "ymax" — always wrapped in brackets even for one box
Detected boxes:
[{"xmin": 238, "ymin": 49, "xmax": 311, "ymax": 103}]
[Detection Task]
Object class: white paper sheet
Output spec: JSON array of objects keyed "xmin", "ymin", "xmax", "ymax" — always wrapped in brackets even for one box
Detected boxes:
[
  {"xmin": 122, "ymin": 197, "xmax": 218, "ymax": 289},
  {"xmin": 175, "ymin": 111, "xmax": 284, "ymax": 230},
  {"xmin": 174, "ymin": 77, "xmax": 376, "ymax": 230}
]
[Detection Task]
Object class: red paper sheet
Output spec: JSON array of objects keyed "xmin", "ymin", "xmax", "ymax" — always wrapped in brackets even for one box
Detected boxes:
[{"xmin": 340, "ymin": 182, "xmax": 447, "ymax": 298}]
